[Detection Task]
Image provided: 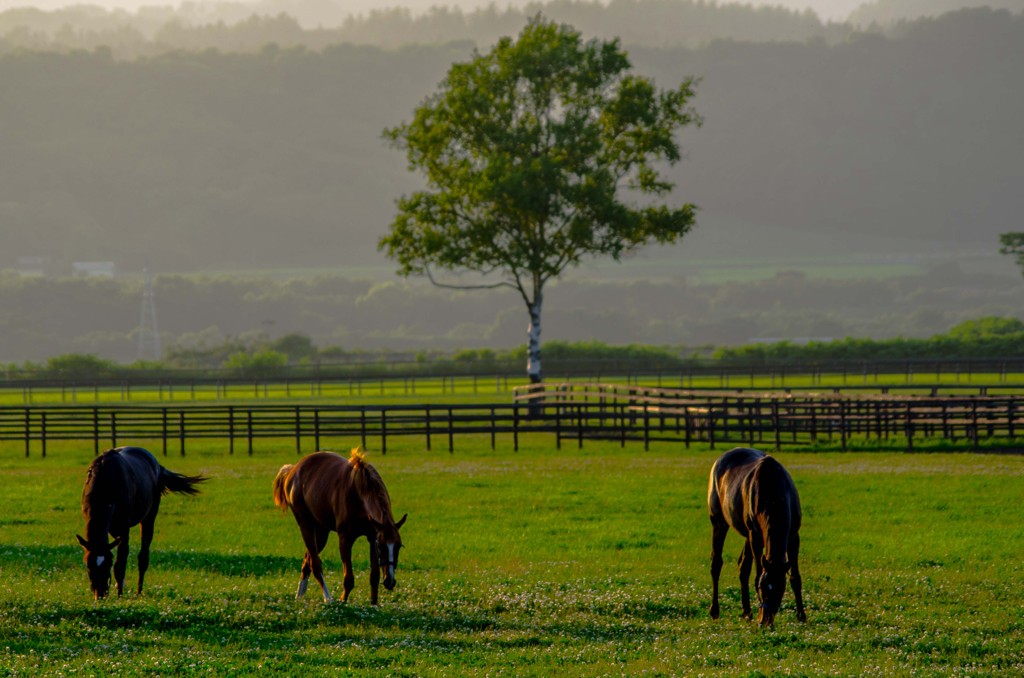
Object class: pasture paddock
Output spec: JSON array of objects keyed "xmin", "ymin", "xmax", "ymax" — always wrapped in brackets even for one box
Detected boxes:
[{"xmin": 1, "ymin": 439, "xmax": 1023, "ymax": 675}]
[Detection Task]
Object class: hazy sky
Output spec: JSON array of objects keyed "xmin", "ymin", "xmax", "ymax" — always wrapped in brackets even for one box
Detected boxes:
[{"xmin": 0, "ymin": 1, "xmax": 867, "ymax": 22}]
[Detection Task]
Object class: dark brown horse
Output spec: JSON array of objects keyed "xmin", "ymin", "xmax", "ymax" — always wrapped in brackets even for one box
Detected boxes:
[
  {"xmin": 77, "ymin": 446, "xmax": 206, "ymax": 599},
  {"xmin": 708, "ymin": 447, "xmax": 806, "ymax": 626},
  {"xmin": 273, "ymin": 448, "xmax": 407, "ymax": 605}
]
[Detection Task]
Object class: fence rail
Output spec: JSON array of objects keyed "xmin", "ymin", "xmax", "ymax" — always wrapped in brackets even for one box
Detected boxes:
[{"xmin": 5, "ymin": 382, "xmax": 1024, "ymax": 456}]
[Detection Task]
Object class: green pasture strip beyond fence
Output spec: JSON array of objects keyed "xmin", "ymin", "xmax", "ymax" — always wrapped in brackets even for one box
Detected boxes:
[
  {"xmin": 2, "ymin": 440, "xmax": 1023, "ymax": 675},
  {"xmin": 2, "ymin": 370, "xmax": 1023, "ymax": 406}
]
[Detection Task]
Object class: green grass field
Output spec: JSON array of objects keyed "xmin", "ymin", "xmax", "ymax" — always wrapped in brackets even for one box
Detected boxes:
[{"xmin": 2, "ymin": 438, "xmax": 1023, "ymax": 676}]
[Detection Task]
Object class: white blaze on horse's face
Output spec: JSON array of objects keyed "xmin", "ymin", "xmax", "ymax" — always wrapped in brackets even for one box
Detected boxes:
[{"xmin": 377, "ymin": 537, "xmax": 401, "ymax": 591}]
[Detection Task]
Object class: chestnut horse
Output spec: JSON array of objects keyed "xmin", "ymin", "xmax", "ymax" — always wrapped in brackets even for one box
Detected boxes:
[
  {"xmin": 273, "ymin": 449, "xmax": 407, "ymax": 605},
  {"xmin": 77, "ymin": 446, "xmax": 206, "ymax": 599},
  {"xmin": 708, "ymin": 447, "xmax": 806, "ymax": 626}
]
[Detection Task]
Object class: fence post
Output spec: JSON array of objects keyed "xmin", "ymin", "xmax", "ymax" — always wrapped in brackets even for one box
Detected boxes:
[
  {"xmin": 360, "ymin": 408, "xmax": 367, "ymax": 451},
  {"xmin": 314, "ymin": 409, "xmax": 321, "ymax": 452},
  {"xmin": 180, "ymin": 411, "xmax": 187, "ymax": 456},
  {"xmin": 22, "ymin": 408, "xmax": 31, "ymax": 458},
  {"xmin": 247, "ymin": 410, "xmax": 253, "ymax": 456},
  {"xmin": 162, "ymin": 407, "xmax": 168, "ymax": 457},
  {"xmin": 295, "ymin": 407, "xmax": 302, "ymax": 455},
  {"xmin": 618, "ymin": 402, "xmax": 626, "ymax": 448},
  {"xmin": 381, "ymin": 410, "xmax": 388, "ymax": 456},
  {"xmin": 228, "ymin": 406, "xmax": 235, "ymax": 455},
  {"xmin": 773, "ymin": 400, "xmax": 781, "ymax": 451},
  {"xmin": 555, "ymin": 401, "xmax": 562, "ymax": 451},
  {"xmin": 93, "ymin": 408, "xmax": 100, "ymax": 457},
  {"xmin": 840, "ymin": 400, "xmax": 847, "ymax": 452},
  {"xmin": 576, "ymin": 404, "xmax": 584, "ymax": 450},
  {"xmin": 40, "ymin": 411, "xmax": 46, "ymax": 459},
  {"xmin": 643, "ymin": 404, "xmax": 650, "ymax": 452},
  {"xmin": 684, "ymin": 407, "xmax": 692, "ymax": 449},
  {"xmin": 905, "ymin": 401, "xmax": 913, "ymax": 452},
  {"xmin": 447, "ymin": 407, "xmax": 454, "ymax": 453},
  {"xmin": 425, "ymin": 406, "xmax": 432, "ymax": 452},
  {"xmin": 972, "ymin": 399, "xmax": 979, "ymax": 449},
  {"xmin": 490, "ymin": 407, "xmax": 497, "ymax": 450},
  {"xmin": 513, "ymin": 405, "xmax": 519, "ymax": 452},
  {"xmin": 110, "ymin": 412, "xmax": 117, "ymax": 448}
]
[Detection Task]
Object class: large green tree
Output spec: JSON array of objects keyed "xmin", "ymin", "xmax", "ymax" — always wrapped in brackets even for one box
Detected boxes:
[{"xmin": 380, "ymin": 16, "xmax": 700, "ymax": 384}]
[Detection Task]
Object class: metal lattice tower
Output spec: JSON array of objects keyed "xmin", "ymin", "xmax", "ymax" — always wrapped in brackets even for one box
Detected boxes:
[{"xmin": 136, "ymin": 266, "xmax": 161, "ymax": 362}]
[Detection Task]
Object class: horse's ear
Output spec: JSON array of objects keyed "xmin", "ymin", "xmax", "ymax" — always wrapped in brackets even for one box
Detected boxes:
[
  {"xmin": 395, "ymin": 513, "xmax": 407, "ymax": 530},
  {"xmin": 76, "ymin": 535, "xmax": 89, "ymax": 550}
]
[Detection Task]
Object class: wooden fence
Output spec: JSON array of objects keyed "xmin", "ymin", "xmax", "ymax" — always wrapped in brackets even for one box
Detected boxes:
[
  {"xmin": 514, "ymin": 383, "xmax": 1024, "ymax": 452},
  {"xmin": 5, "ymin": 382, "xmax": 1024, "ymax": 457}
]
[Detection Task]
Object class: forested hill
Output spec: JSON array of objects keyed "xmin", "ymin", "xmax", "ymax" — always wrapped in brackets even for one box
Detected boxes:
[
  {"xmin": 849, "ymin": 0, "xmax": 1024, "ymax": 25},
  {"xmin": 5, "ymin": 0, "xmax": 1021, "ymax": 56},
  {"xmin": 1, "ymin": 7, "xmax": 1020, "ymax": 274},
  {"xmin": 0, "ymin": 1, "xmax": 835, "ymax": 56}
]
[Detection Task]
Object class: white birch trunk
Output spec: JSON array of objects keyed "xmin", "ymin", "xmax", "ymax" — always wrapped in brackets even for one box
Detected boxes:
[{"xmin": 527, "ymin": 296, "xmax": 542, "ymax": 384}]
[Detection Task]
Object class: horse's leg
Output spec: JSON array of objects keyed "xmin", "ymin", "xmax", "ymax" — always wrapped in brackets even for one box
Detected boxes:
[
  {"xmin": 338, "ymin": 532, "xmax": 355, "ymax": 603},
  {"xmin": 297, "ymin": 522, "xmax": 332, "ymax": 602},
  {"xmin": 297, "ymin": 552, "xmax": 312, "ymax": 598},
  {"xmin": 789, "ymin": 532, "xmax": 807, "ymax": 622},
  {"xmin": 738, "ymin": 538, "xmax": 755, "ymax": 619},
  {"xmin": 368, "ymin": 536, "xmax": 381, "ymax": 606},
  {"xmin": 709, "ymin": 519, "xmax": 728, "ymax": 619},
  {"xmin": 136, "ymin": 500, "xmax": 160, "ymax": 596},
  {"xmin": 113, "ymin": 532, "xmax": 131, "ymax": 597},
  {"xmin": 750, "ymin": 529, "xmax": 767, "ymax": 612}
]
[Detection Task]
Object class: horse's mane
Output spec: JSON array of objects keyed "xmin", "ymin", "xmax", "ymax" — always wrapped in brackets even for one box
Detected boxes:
[
  {"xmin": 348, "ymin": 447, "xmax": 393, "ymax": 524},
  {"xmin": 82, "ymin": 450, "xmax": 120, "ymax": 540},
  {"xmin": 751, "ymin": 456, "xmax": 794, "ymax": 523},
  {"xmin": 82, "ymin": 451, "xmax": 116, "ymax": 510},
  {"xmin": 756, "ymin": 455, "xmax": 788, "ymax": 484}
]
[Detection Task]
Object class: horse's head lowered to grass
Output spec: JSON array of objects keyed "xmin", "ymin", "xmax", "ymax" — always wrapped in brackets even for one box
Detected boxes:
[{"xmin": 76, "ymin": 534, "xmax": 120, "ymax": 599}]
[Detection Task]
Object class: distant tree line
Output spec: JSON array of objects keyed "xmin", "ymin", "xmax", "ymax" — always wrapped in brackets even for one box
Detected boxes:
[
  {"xmin": 8, "ymin": 317, "xmax": 1024, "ymax": 381},
  {"xmin": 0, "ymin": 0, "xmax": 840, "ymax": 59},
  {"xmin": 1, "ymin": 267, "xmax": 1020, "ymax": 365},
  {"xmin": 5, "ymin": 1, "xmax": 1020, "ymax": 60}
]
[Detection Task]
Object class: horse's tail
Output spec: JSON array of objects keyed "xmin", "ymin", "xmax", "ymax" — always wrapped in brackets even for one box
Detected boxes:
[
  {"xmin": 273, "ymin": 464, "xmax": 294, "ymax": 511},
  {"xmin": 159, "ymin": 467, "xmax": 207, "ymax": 496}
]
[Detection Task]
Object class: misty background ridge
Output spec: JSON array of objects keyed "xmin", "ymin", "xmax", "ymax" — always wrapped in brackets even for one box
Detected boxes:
[
  {"xmin": 2, "ymin": 264, "xmax": 1022, "ymax": 363},
  {"xmin": 0, "ymin": 0, "xmax": 1022, "ymax": 361}
]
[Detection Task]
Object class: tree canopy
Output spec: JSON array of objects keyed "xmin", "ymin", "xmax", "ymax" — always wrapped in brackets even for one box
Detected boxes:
[
  {"xmin": 999, "ymin": 233, "xmax": 1024, "ymax": 277},
  {"xmin": 380, "ymin": 16, "xmax": 700, "ymax": 381}
]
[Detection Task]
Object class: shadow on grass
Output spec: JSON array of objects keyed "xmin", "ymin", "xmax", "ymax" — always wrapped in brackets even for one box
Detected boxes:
[{"xmin": 0, "ymin": 542, "xmax": 294, "ymax": 577}]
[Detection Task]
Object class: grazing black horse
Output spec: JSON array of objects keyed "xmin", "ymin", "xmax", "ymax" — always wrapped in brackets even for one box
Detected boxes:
[
  {"xmin": 708, "ymin": 447, "xmax": 806, "ymax": 626},
  {"xmin": 77, "ymin": 446, "xmax": 206, "ymax": 599}
]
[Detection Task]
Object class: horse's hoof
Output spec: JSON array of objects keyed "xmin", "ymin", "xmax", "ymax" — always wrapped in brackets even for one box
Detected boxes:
[
  {"xmin": 797, "ymin": 611, "xmax": 807, "ymax": 623},
  {"xmin": 709, "ymin": 607, "xmax": 720, "ymax": 620}
]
